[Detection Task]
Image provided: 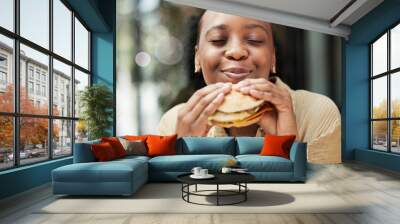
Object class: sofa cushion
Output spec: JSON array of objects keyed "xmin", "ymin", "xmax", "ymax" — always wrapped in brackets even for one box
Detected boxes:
[
  {"xmin": 114, "ymin": 155, "xmax": 150, "ymax": 164},
  {"xmin": 91, "ymin": 142, "xmax": 118, "ymax": 161},
  {"xmin": 147, "ymin": 134, "xmax": 177, "ymax": 157},
  {"xmin": 73, "ymin": 139, "xmax": 100, "ymax": 163},
  {"xmin": 236, "ymin": 155, "xmax": 293, "ymax": 172},
  {"xmin": 148, "ymin": 154, "xmax": 235, "ymax": 172},
  {"xmin": 236, "ymin": 137, "xmax": 264, "ymax": 155},
  {"xmin": 177, "ymin": 137, "xmax": 235, "ymax": 155},
  {"xmin": 101, "ymin": 137, "xmax": 127, "ymax": 158},
  {"xmin": 118, "ymin": 138, "xmax": 147, "ymax": 156},
  {"xmin": 260, "ymin": 135, "xmax": 296, "ymax": 159},
  {"xmin": 52, "ymin": 158, "xmax": 147, "ymax": 183}
]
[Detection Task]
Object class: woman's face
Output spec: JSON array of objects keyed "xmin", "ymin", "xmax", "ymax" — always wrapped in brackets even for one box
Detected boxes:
[{"xmin": 195, "ymin": 11, "xmax": 276, "ymax": 84}]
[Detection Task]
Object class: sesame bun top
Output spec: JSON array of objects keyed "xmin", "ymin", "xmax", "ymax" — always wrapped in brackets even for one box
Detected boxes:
[{"xmin": 217, "ymin": 90, "xmax": 264, "ymax": 113}]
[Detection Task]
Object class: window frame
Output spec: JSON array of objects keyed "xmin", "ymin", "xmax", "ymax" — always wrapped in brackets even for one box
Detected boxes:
[
  {"xmin": 0, "ymin": 0, "xmax": 92, "ymax": 171},
  {"xmin": 370, "ymin": 20, "xmax": 400, "ymax": 154}
]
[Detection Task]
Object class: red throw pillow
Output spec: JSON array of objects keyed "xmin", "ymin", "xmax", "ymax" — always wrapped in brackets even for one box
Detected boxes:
[
  {"xmin": 124, "ymin": 135, "xmax": 148, "ymax": 141},
  {"xmin": 91, "ymin": 142, "xmax": 117, "ymax": 161},
  {"xmin": 101, "ymin": 137, "xmax": 127, "ymax": 158},
  {"xmin": 146, "ymin": 134, "xmax": 177, "ymax": 157},
  {"xmin": 260, "ymin": 135, "xmax": 296, "ymax": 159}
]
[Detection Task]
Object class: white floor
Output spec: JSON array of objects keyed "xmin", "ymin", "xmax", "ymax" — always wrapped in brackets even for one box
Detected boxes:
[{"xmin": 1, "ymin": 162, "xmax": 400, "ymax": 224}]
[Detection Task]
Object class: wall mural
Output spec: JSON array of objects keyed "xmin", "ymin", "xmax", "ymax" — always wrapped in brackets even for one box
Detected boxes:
[{"xmin": 116, "ymin": 0, "xmax": 343, "ymax": 163}]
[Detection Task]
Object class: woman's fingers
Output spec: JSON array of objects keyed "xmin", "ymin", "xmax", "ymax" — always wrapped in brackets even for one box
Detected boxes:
[
  {"xmin": 194, "ymin": 92, "xmax": 225, "ymax": 126},
  {"xmin": 233, "ymin": 78, "xmax": 269, "ymax": 89},
  {"xmin": 188, "ymin": 87, "xmax": 227, "ymax": 122},
  {"xmin": 248, "ymin": 88, "xmax": 293, "ymax": 113},
  {"xmin": 180, "ymin": 83, "xmax": 231, "ymax": 124},
  {"xmin": 181, "ymin": 82, "xmax": 227, "ymax": 115}
]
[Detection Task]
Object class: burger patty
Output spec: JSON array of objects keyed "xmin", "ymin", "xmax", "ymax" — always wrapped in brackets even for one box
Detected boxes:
[{"xmin": 208, "ymin": 105, "xmax": 262, "ymax": 122}]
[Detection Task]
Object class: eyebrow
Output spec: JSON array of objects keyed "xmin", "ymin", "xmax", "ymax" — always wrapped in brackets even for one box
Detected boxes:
[
  {"xmin": 205, "ymin": 24, "xmax": 228, "ymax": 36},
  {"xmin": 244, "ymin": 24, "xmax": 270, "ymax": 34},
  {"xmin": 205, "ymin": 23, "xmax": 270, "ymax": 36}
]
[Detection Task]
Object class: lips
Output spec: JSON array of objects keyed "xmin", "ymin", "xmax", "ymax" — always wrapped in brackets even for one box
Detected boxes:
[{"xmin": 222, "ymin": 67, "xmax": 252, "ymax": 80}]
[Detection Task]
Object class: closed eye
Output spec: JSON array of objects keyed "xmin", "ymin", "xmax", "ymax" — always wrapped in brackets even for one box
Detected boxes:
[
  {"xmin": 247, "ymin": 39, "xmax": 264, "ymax": 44},
  {"xmin": 209, "ymin": 39, "xmax": 226, "ymax": 46}
]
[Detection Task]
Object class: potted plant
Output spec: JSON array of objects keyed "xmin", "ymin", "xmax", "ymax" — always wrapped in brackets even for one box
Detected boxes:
[{"xmin": 79, "ymin": 84, "xmax": 113, "ymax": 140}]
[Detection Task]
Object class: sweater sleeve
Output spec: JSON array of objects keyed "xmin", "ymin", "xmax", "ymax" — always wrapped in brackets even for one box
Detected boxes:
[
  {"xmin": 293, "ymin": 90, "xmax": 342, "ymax": 164},
  {"xmin": 156, "ymin": 104, "xmax": 185, "ymax": 135}
]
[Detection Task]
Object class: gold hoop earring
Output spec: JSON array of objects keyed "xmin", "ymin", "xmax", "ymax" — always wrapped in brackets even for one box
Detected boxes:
[
  {"xmin": 195, "ymin": 66, "xmax": 201, "ymax": 74},
  {"xmin": 271, "ymin": 65, "xmax": 276, "ymax": 74}
]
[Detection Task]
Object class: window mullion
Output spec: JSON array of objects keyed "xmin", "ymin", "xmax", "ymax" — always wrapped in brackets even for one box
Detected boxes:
[
  {"xmin": 388, "ymin": 29, "xmax": 391, "ymax": 152},
  {"xmin": 71, "ymin": 10, "xmax": 76, "ymax": 155},
  {"xmin": 370, "ymin": 45, "xmax": 373, "ymax": 149},
  {"xmin": 49, "ymin": 0, "xmax": 53, "ymax": 160},
  {"xmin": 13, "ymin": 0, "xmax": 20, "ymax": 167}
]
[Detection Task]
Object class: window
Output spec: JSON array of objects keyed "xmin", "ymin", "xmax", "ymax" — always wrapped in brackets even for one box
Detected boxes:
[
  {"xmin": 42, "ymin": 85, "xmax": 46, "ymax": 97},
  {"xmin": 53, "ymin": 0, "xmax": 72, "ymax": 60},
  {"xmin": 28, "ymin": 67, "xmax": 34, "ymax": 80},
  {"xmin": 75, "ymin": 18, "xmax": 89, "ymax": 70},
  {"xmin": 0, "ymin": 116, "xmax": 13, "ymax": 170},
  {"xmin": 370, "ymin": 23, "xmax": 400, "ymax": 154},
  {"xmin": 0, "ymin": 0, "xmax": 14, "ymax": 32},
  {"xmin": 35, "ymin": 84, "xmax": 40, "ymax": 95},
  {"xmin": 0, "ymin": 54, "xmax": 8, "ymax": 87},
  {"xmin": 28, "ymin": 81, "xmax": 34, "ymax": 94},
  {"xmin": 74, "ymin": 69, "xmax": 89, "ymax": 118},
  {"xmin": 20, "ymin": 0, "xmax": 49, "ymax": 49},
  {"xmin": 35, "ymin": 70, "xmax": 40, "ymax": 81},
  {"xmin": 0, "ymin": 54, "xmax": 7, "ymax": 67},
  {"xmin": 0, "ymin": 35, "xmax": 13, "ymax": 113},
  {"xmin": 53, "ymin": 59, "xmax": 72, "ymax": 117},
  {"xmin": 0, "ymin": 0, "xmax": 91, "ymax": 170},
  {"xmin": 53, "ymin": 119, "xmax": 72, "ymax": 158},
  {"xmin": 0, "ymin": 71, "xmax": 6, "ymax": 85}
]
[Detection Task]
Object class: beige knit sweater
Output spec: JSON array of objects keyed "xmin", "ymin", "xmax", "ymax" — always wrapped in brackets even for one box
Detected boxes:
[{"xmin": 157, "ymin": 77, "xmax": 342, "ymax": 164}]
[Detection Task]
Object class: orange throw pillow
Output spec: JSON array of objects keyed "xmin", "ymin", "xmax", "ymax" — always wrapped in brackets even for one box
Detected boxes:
[
  {"xmin": 124, "ymin": 135, "xmax": 148, "ymax": 141},
  {"xmin": 101, "ymin": 137, "xmax": 127, "ymax": 158},
  {"xmin": 146, "ymin": 134, "xmax": 177, "ymax": 157},
  {"xmin": 260, "ymin": 135, "xmax": 296, "ymax": 159},
  {"xmin": 91, "ymin": 142, "xmax": 117, "ymax": 161}
]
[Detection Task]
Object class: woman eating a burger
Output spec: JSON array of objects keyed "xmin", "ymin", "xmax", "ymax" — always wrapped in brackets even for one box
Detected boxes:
[{"xmin": 157, "ymin": 10, "xmax": 341, "ymax": 163}]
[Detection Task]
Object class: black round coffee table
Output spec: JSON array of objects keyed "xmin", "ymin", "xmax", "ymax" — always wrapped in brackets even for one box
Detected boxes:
[{"xmin": 177, "ymin": 173, "xmax": 255, "ymax": 206}]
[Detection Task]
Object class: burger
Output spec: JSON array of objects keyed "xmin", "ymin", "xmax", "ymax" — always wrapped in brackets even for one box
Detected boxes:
[{"xmin": 208, "ymin": 89, "xmax": 273, "ymax": 128}]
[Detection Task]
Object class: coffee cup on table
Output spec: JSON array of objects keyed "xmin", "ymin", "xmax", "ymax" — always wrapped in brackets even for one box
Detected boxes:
[
  {"xmin": 191, "ymin": 167, "xmax": 202, "ymax": 176},
  {"xmin": 221, "ymin": 167, "xmax": 232, "ymax": 173},
  {"xmin": 200, "ymin": 169, "xmax": 208, "ymax": 176}
]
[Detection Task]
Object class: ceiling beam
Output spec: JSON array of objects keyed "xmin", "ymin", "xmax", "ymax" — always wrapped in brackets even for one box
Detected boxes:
[
  {"xmin": 165, "ymin": 0, "xmax": 351, "ymax": 38},
  {"xmin": 330, "ymin": 0, "xmax": 368, "ymax": 27}
]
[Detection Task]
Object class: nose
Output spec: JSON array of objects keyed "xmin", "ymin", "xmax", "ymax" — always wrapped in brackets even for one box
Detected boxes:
[{"xmin": 224, "ymin": 37, "xmax": 248, "ymax": 61}]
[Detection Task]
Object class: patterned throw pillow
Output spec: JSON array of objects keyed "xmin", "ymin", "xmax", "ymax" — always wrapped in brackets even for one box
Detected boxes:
[{"xmin": 118, "ymin": 137, "xmax": 147, "ymax": 156}]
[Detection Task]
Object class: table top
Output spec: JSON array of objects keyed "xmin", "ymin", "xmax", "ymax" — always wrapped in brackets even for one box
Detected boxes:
[{"xmin": 177, "ymin": 172, "xmax": 255, "ymax": 185}]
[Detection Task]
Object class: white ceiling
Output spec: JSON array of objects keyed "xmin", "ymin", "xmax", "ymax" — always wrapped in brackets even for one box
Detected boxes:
[
  {"xmin": 165, "ymin": 0, "xmax": 384, "ymax": 39},
  {"xmin": 226, "ymin": 0, "xmax": 352, "ymax": 22}
]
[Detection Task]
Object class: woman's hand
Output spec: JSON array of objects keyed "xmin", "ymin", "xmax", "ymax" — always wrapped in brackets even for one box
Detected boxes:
[
  {"xmin": 233, "ymin": 78, "xmax": 297, "ymax": 136},
  {"xmin": 176, "ymin": 83, "xmax": 232, "ymax": 137}
]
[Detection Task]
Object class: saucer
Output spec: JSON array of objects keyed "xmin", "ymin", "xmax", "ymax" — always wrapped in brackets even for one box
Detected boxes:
[{"xmin": 190, "ymin": 174, "xmax": 215, "ymax": 179}]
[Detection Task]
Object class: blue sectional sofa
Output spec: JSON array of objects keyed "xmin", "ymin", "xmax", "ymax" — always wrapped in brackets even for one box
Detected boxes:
[{"xmin": 52, "ymin": 137, "xmax": 307, "ymax": 196}]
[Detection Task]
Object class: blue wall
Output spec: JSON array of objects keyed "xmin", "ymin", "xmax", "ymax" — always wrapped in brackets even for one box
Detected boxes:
[
  {"xmin": 0, "ymin": 158, "xmax": 72, "ymax": 199},
  {"xmin": 91, "ymin": 0, "xmax": 116, "ymax": 135},
  {"xmin": 344, "ymin": 0, "xmax": 400, "ymax": 170},
  {"xmin": 0, "ymin": 0, "xmax": 116, "ymax": 200}
]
